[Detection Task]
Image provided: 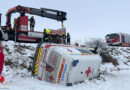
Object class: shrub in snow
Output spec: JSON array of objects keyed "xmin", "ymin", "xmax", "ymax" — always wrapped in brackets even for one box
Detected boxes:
[
  {"xmin": 84, "ymin": 38, "xmax": 106, "ymax": 49},
  {"xmin": 84, "ymin": 38, "xmax": 119, "ymax": 66}
]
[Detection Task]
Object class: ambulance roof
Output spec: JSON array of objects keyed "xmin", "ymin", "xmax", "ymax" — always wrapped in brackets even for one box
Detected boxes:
[
  {"xmin": 47, "ymin": 44, "xmax": 96, "ymax": 57},
  {"xmin": 55, "ymin": 47, "xmax": 100, "ymax": 62}
]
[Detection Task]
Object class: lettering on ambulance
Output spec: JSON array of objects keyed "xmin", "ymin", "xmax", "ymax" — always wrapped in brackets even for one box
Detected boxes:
[
  {"xmin": 67, "ymin": 49, "xmax": 72, "ymax": 53},
  {"xmin": 52, "ymin": 55, "xmax": 58, "ymax": 66},
  {"xmin": 57, "ymin": 58, "xmax": 67, "ymax": 83}
]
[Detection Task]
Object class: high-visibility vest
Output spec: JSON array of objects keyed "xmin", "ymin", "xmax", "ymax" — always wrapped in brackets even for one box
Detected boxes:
[{"xmin": 45, "ymin": 29, "xmax": 51, "ymax": 34}]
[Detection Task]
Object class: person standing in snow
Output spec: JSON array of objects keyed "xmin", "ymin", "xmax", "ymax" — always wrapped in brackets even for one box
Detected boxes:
[
  {"xmin": 43, "ymin": 29, "xmax": 51, "ymax": 42},
  {"xmin": 0, "ymin": 41, "xmax": 4, "ymax": 83},
  {"xmin": 55, "ymin": 33, "xmax": 60, "ymax": 44},
  {"xmin": 67, "ymin": 32, "xmax": 70, "ymax": 45}
]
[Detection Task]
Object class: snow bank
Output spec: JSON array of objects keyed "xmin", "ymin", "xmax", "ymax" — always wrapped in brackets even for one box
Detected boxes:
[
  {"xmin": 0, "ymin": 41, "xmax": 130, "ymax": 90},
  {"xmin": 2, "ymin": 41, "xmax": 37, "ymax": 78}
]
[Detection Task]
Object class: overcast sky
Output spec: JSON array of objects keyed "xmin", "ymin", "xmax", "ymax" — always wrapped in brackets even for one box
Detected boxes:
[{"xmin": 0, "ymin": 0, "xmax": 130, "ymax": 44}]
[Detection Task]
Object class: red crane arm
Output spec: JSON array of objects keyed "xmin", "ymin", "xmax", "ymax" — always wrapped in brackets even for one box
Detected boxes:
[
  {"xmin": 6, "ymin": 5, "xmax": 30, "ymax": 28},
  {"xmin": 6, "ymin": 5, "xmax": 67, "ymax": 29}
]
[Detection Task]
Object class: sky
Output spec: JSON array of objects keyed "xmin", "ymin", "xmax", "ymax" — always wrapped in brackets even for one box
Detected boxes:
[{"xmin": 0, "ymin": 0, "xmax": 130, "ymax": 44}]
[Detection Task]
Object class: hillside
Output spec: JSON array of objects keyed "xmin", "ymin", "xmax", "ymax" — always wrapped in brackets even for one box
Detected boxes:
[{"xmin": 0, "ymin": 41, "xmax": 130, "ymax": 90}]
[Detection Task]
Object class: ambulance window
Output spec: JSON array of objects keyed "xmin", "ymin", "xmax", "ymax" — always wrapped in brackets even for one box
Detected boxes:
[
  {"xmin": 76, "ymin": 48, "xmax": 93, "ymax": 54},
  {"xmin": 89, "ymin": 50, "xmax": 98, "ymax": 54}
]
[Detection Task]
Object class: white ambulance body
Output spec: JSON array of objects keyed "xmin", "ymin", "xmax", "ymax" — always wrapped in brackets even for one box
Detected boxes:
[{"xmin": 36, "ymin": 44, "xmax": 102, "ymax": 86}]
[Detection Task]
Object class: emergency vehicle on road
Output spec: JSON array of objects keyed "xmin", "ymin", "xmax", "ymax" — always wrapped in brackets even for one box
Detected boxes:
[{"xmin": 105, "ymin": 33, "xmax": 130, "ymax": 47}]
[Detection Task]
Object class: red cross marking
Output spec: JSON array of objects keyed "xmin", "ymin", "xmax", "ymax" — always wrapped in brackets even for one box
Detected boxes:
[
  {"xmin": 48, "ymin": 75, "xmax": 54, "ymax": 81},
  {"xmin": 67, "ymin": 49, "xmax": 72, "ymax": 53},
  {"xmin": 85, "ymin": 67, "xmax": 91, "ymax": 77},
  {"xmin": 46, "ymin": 66, "xmax": 53, "ymax": 73}
]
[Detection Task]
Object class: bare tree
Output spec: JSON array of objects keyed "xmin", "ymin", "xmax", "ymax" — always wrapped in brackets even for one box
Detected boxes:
[
  {"xmin": 84, "ymin": 38, "xmax": 118, "ymax": 66},
  {"xmin": 84, "ymin": 38, "xmax": 106, "ymax": 49}
]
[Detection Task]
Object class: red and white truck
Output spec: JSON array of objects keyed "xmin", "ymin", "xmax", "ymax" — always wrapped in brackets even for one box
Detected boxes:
[
  {"xmin": 0, "ymin": 5, "xmax": 67, "ymax": 43},
  {"xmin": 105, "ymin": 33, "xmax": 130, "ymax": 47}
]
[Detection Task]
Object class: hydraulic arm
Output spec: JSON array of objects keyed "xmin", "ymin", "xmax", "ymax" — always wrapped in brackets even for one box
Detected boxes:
[
  {"xmin": 6, "ymin": 5, "xmax": 67, "ymax": 29},
  {"xmin": 0, "ymin": 5, "xmax": 67, "ymax": 43}
]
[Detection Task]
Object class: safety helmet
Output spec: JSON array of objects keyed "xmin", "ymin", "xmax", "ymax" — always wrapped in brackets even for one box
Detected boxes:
[
  {"xmin": 32, "ymin": 16, "xmax": 34, "ymax": 18},
  {"xmin": 45, "ymin": 29, "xmax": 51, "ymax": 34},
  {"xmin": 67, "ymin": 32, "xmax": 69, "ymax": 34}
]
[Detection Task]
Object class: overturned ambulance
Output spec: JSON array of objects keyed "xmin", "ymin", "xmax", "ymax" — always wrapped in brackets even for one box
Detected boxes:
[{"xmin": 32, "ymin": 43, "xmax": 102, "ymax": 86}]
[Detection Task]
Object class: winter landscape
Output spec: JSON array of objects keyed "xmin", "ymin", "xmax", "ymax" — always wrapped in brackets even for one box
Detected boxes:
[
  {"xmin": 0, "ymin": 0, "xmax": 130, "ymax": 90},
  {"xmin": 0, "ymin": 41, "xmax": 130, "ymax": 90}
]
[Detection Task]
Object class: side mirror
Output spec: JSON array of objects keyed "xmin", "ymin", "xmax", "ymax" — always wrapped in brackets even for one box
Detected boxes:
[
  {"xmin": 94, "ymin": 47, "xmax": 98, "ymax": 51},
  {"xmin": 93, "ymin": 47, "xmax": 98, "ymax": 54}
]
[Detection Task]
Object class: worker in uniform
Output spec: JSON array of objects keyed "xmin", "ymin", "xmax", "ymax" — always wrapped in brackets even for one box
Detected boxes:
[
  {"xmin": 48, "ymin": 36, "xmax": 53, "ymax": 43},
  {"xmin": 62, "ymin": 32, "xmax": 66, "ymax": 44},
  {"xmin": 55, "ymin": 33, "xmax": 60, "ymax": 44},
  {"xmin": 67, "ymin": 32, "xmax": 70, "ymax": 45},
  {"xmin": 0, "ymin": 41, "xmax": 4, "ymax": 83},
  {"xmin": 29, "ymin": 16, "xmax": 35, "ymax": 31},
  {"xmin": 43, "ymin": 29, "xmax": 51, "ymax": 42}
]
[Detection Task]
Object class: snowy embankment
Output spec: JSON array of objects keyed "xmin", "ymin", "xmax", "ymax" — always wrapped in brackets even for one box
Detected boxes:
[{"xmin": 0, "ymin": 41, "xmax": 130, "ymax": 90}]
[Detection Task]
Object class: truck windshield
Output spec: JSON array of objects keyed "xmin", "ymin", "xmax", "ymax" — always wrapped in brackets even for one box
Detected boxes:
[{"xmin": 106, "ymin": 34, "xmax": 119, "ymax": 39}]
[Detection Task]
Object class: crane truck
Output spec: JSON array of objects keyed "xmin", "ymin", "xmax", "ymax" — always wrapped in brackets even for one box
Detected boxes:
[{"xmin": 0, "ymin": 5, "xmax": 67, "ymax": 43}]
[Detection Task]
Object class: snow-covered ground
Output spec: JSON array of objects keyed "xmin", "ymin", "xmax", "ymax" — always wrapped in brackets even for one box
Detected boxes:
[{"xmin": 0, "ymin": 41, "xmax": 130, "ymax": 90}]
